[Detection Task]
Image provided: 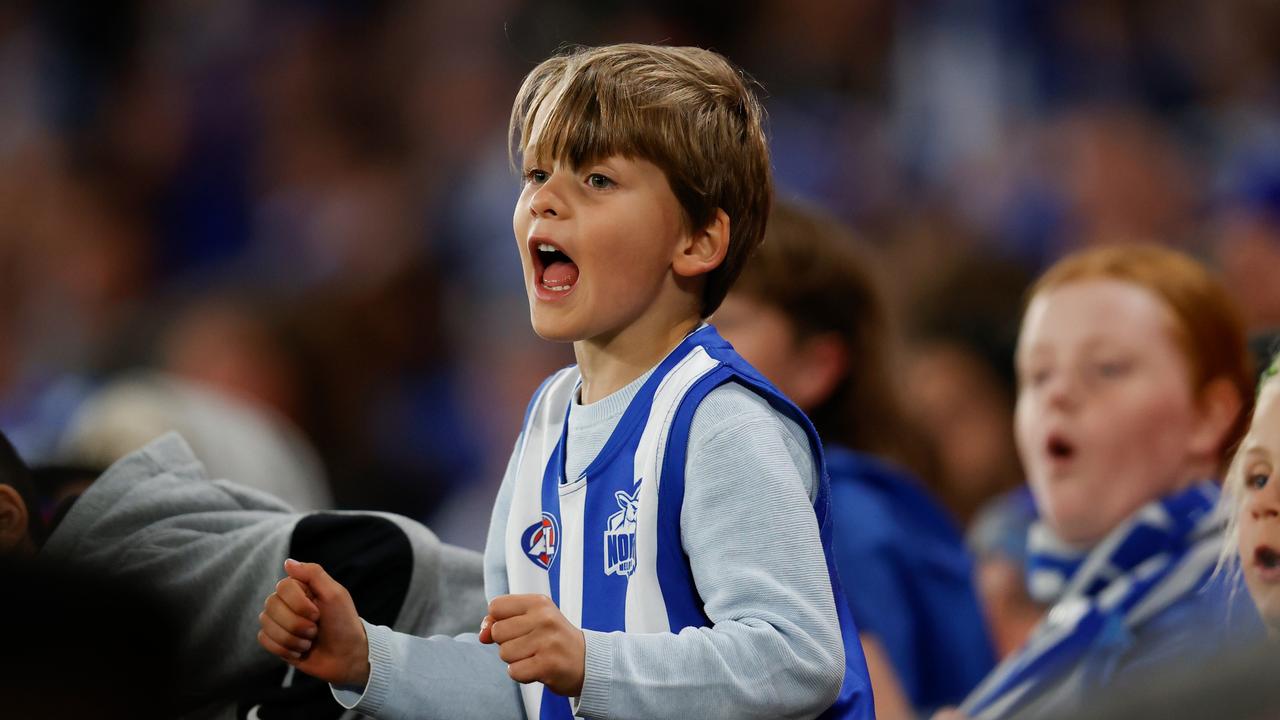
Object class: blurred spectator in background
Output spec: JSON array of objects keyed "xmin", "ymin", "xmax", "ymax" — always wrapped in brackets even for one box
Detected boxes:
[
  {"xmin": 1213, "ymin": 159, "xmax": 1280, "ymax": 336},
  {"xmin": 960, "ymin": 245, "xmax": 1259, "ymax": 720},
  {"xmin": 904, "ymin": 253, "xmax": 1029, "ymax": 524},
  {"xmin": 717, "ymin": 201, "xmax": 995, "ymax": 718},
  {"xmin": 59, "ymin": 370, "xmax": 331, "ymax": 511},
  {"xmin": 965, "ymin": 486, "xmax": 1044, "ymax": 660}
]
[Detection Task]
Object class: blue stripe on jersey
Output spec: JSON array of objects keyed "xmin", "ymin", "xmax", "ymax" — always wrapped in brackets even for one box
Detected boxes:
[
  {"xmin": 581, "ymin": 475, "xmax": 631, "ymax": 631},
  {"xmin": 668, "ymin": 330, "xmax": 874, "ymax": 720}
]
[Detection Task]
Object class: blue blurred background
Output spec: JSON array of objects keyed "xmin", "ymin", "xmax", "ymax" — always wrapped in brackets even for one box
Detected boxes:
[{"xmin": 1, "ymin": 0, "xmax": 1278, "ymax": 549}]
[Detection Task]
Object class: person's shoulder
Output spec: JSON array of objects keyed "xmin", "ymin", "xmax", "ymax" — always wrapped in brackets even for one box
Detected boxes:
[
  {"xmin": 43, "ymin": 432, "xmax": 296, "ymax": 558},
  {"xmin": 81, "ymin": 432, "xmax": 207, "ymax": 502},
  {"xmin": 682, "ymin": 382, "xmax": 818, "ymax": 500},
  {"xmin": 691, "ymin": 381, "xmax": 807, "ymax": 448}
]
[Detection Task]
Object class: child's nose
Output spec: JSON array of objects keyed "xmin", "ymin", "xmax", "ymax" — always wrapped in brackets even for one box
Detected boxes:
[
  {"xmin": 529, "ymin": 179, "xmax": 566, "ymax": 218},
  {"xmin": 530, "ymin": 194, "xmax": 558, "ymax": 217},
  {"xmin": 1044, "ymin": 374, "xmax": 1080, "ymax": 412},
  {"xmin": 1249, "ymin": 491, "xmax": 1280, "ymax": 520}
]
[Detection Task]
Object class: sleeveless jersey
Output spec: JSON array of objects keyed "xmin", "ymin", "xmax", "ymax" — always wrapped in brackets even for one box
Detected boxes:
[{"xmin": 504, "ymin": 325, "xmax": 872, "ymax": 719}]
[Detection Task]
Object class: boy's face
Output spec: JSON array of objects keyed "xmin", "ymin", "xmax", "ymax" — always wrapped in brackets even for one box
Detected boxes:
[
  {"xmin": 1014, "ymin": 280, "xmax": 1206, "ymax": 546},
  {"xmin": 513, "ymin": 151, "xmax": 691, "ymax": 344},
  {"xmin": 1236, "ymin": 382, "xmax": 1280, "ymax": 634}
]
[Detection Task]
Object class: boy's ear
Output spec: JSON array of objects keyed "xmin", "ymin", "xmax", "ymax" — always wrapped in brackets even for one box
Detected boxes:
[
  {"xmin": 0, "ymin": 483, "xmax": 31, "ymax": 555},
  {"xmin": 672, "ymin": 209, "xmax": 730, "ymax": 278}
]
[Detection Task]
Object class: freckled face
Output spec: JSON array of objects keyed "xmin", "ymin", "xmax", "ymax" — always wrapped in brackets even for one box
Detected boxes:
[{"xmin": 1014, "ymin": 280, "xmax": 1202, "ymax": 545}]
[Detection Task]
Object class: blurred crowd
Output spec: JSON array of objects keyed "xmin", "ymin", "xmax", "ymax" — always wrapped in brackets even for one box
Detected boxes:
[
  {"xmin": 1, "ymin": 0, "xmax": 1279, "ymax": 548},
  {"xmin": 4, "ymin": 2, "xmax": 1280, "ymax": 718}
]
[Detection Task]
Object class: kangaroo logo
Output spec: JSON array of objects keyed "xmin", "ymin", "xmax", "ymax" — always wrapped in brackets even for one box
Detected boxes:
[
  {"xmin": 604, "ymin": 487, "xmax": 640, "ymax": 577},
  {"xmin": 521, "ymin": 512, "xmax": 559, "ymax": 570}
]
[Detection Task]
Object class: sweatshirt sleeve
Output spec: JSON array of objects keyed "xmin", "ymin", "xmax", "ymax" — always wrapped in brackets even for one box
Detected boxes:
[
  {"xmin": 329, "ymin": 440, "xmax": 525, "ymax": 719},
  {"xmin": 330, "ymin": 625, "xmax": 524, "ymax": 720},
  {"xmin": 572, "ymin": 383, "xmax": 845, "ymax": 720}
]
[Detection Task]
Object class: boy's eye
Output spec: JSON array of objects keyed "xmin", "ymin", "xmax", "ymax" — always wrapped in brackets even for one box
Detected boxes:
[
  {"xmin": 1094, "ymin": 360, "xmax": 1131, "ymax": 379},
  {"xmin": 586, "ymin": 173, "xmax": 614, "ymax": 189},
  {"xmin": 525, "ymin": 168, "xmax": 549, "ymax": 185},
  {"xmin": 1020, "ymin": 367, "xmax": 1050, "ymax": 389}
]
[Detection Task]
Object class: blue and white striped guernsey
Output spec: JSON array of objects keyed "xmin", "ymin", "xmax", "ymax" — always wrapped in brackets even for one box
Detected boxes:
[{"xmin": 504, "ymin": 325, "xmax": 871, "ymax": 720}]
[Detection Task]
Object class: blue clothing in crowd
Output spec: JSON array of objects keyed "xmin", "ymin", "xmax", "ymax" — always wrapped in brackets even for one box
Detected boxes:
[
  {"xmin": 826, "ymin": 447, "xmax": 996, "ymax": 711},
  {"xmin": 962, "ymin": 481, "xmax": 1263, "ymax": 720}
]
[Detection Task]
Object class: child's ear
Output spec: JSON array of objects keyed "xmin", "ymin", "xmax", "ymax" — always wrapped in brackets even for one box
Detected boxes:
[
  {"xmin": 0, "ymin": 484, "xmax": 31, "ymax": 555},
  {"xmin": 1189, "ymin": 377, "xmax": 1243, "ymax": 460},
  {"xmin": 672, "ymin": 209, "xmax": 730, "ymax": 278}
]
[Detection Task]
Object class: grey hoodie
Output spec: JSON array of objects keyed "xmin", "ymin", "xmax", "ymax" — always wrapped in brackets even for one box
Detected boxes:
[{"xmin": 40, "ymin": 432, "xmax": 486, "ymax": 717}]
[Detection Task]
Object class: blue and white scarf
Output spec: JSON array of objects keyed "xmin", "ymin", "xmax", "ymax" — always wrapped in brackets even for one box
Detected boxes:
[{"xmin": 961, "ymin": 481, "xmax": 1225, "ymax": 720}]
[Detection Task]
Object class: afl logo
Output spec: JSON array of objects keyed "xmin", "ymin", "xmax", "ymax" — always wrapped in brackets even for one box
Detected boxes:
[{"xmin": 521, "ymin": 512, "xmax": 559, "ymax": 570}]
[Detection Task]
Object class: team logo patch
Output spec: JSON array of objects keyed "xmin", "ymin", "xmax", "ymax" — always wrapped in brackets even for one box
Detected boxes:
[
  {"xmin": 521, "ymin": 512, "xmax": 560, "ymax": 570},
  {"xmin": 604, "ymin": 488, "xmax": 640, "ymax": 577}
]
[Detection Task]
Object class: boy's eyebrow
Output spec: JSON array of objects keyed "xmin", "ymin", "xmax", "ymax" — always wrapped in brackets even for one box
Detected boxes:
[
  {"xmin": 1016, "ymin": 344, "xmax": 1051, "ymax": 363},
  {"xmin": 1240, "ymin": 444, "xmax": 1270, "ymax": 460},
  {"xmin": 1237, "ymin": 443, "xmax": 1274, "ymax": 472}
]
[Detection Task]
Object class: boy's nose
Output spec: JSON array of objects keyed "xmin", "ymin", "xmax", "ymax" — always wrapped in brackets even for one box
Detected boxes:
[
  {"xmin": 1249, "ymin": 486, "xmax": 1280, "ymax": 520},
  {"xmin": 1044, "ymin": 374, "xmax": 1079, "ymax": 412},
  {"xmin": 530, "ymin": 195, "xmax": 558, "ymax": 217},
  {"xmin": 1251, "ymin": 503, "xmax": 1279, "ymax": 520},
  {"xmin": 528, "ymin": 180, "xmax": 565, "ymax": 218}
]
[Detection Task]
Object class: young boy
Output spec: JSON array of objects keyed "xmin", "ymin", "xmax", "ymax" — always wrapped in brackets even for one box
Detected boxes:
[{"xmin": 258, "ymin": 43, "xmax": 873, "ymax": 719}]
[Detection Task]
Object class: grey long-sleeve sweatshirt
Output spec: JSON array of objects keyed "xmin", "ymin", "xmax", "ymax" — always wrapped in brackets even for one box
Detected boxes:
[
  {"xmin": 333, "ymin": 368, "xmax": 845, "ymax": 720},
  {"xmin": 38, "ymin": 433, "xmax": 487, "ymax": 717}
]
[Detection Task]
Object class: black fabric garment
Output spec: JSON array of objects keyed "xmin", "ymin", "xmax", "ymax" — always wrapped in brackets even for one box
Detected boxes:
[{"xmin": 234, "ymin": 514, "xmax": 415, "ymax": 720}]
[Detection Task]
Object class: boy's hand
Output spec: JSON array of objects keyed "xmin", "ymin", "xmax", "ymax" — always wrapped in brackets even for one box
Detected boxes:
[
  {"xmin": 479, "ymin": 594, "xmax": 585, "ymax": 697},
  {"xmin": 257, "ymin": 558, "xmax": 371, "ymax": 687}
]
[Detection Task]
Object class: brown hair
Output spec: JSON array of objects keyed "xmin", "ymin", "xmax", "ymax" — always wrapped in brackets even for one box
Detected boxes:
[
  {"xmin": 1030, "ymin": 244, "xmax": 1253, "ymax": 463},
  {"xmin": 509, "ymin": 43, "xmax": 773, "ymax": 316},
  {"xmin": 733, "ymin": 201, "xmax": 938, "ymax": 482}
]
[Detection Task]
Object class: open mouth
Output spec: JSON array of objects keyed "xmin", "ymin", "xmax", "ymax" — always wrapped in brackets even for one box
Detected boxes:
[
  {"xmin": 532, "ymin": 240, "xmax": 579, "ymax": 293},
  {"xmin": 1046, "ymin": 434, "xmax": 1075, "ymax": 461},
  {"xmin": 1256, "ymin": 545, "xmax": 1280, "ymax": 571}
]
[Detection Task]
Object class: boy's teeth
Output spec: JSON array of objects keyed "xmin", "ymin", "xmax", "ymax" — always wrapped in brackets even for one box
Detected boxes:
[{"xmin": 538, "ymin": 243, "xmax": 557, "ymax": 252}]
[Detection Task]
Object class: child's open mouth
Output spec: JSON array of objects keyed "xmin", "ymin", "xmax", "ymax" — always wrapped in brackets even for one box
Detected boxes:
[
  {"xmin": 533, "ymin": 240, "xmax": 579, "ymax": 294},
  {"xmin": 1254, "ymin": 543, "xmax": 1274, "ymax": 571},
  {"xmin": 1255, "ymin": 545, "xmax": 1280, "ymax": 581},
  {"xmin": 1046, "ymin": 434, "xmax": 1075, "ymax": 462}
]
